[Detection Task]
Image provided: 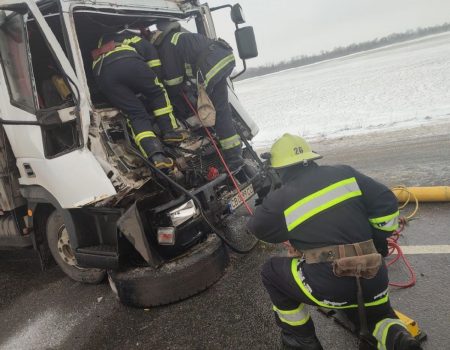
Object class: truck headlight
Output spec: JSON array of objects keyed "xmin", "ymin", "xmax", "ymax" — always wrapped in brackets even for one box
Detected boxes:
[{"xmin": 168, "ymin": 200, "xmax": 198, "ymax": 227}]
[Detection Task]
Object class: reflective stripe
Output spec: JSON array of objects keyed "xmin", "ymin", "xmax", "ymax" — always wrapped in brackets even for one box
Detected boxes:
[
  {"xmin": 171, "ymin": 32, "xmax": 185, "ymax": 45},
  {"xmin": 369, "ymin": 211, "xmax": 400, "ymax": 231},
  {"xmin": 153, "ymin": 106, "xmax": 173, "ymax": 117},
  {"xmin": 134, "ymin": 131, "xmax": 156, "ymax": 144},
  {"xmin": 92, "ymin": 45, "xmax": 136, "ymax": 68},
  {"xmin": 284, "ymin": 177, "xmax": 362, "ymax": 232},
  {"xmin": 164, "ymin": 76, "xmax": 184, "ymax": 86},
  {"xmin": 185, "ymin": 63, "xmax": 193, "ymax": 78},
  {"xmin": 290, "ymin": 259, "xmax": 390, "ymax": 309},
  {"xmin": 219, "ymin": 134, "xmax": 241, "ymax": 150},
  {"xmin": 372, "ymin": 318, "xmax": 407, "ymax": 350},
  {"xmin": 123, "ymin": 36, "xmax": 142, "ymax": 45},
  {"xmin": 204, "ymin": 53, "xmax": 235, "ymax": 87},
  {"xmin": 153, "ymin": 78, "xmax": 178, "ymax": 129},
  {"xmin": 147, "ymin": 59, "xmax": 162, "ymax": 68},
  {"xmin": 93, "ymin": 36, "xmax": 142, "ymax": 68},
  {"xmin": 132, "ymin": 130, "xmax": 156, "ymax": 157},
  {"xmin": 273, "ymin": 304, "xmax": 310, "ymax": 326}
]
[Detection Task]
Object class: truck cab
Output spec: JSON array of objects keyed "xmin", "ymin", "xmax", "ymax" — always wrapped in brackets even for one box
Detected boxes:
[{"xmin": 0, "ymin": 0, "xmax": 270, "ymax": 306}]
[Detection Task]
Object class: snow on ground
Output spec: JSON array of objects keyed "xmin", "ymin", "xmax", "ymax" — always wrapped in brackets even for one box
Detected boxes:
[{"xmin": 236, "ymin": 32, "xmax": 450, "ymax": 148}]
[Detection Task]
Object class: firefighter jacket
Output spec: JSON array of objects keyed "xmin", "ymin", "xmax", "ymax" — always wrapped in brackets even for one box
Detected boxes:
[
  {"xmin": 92, "ymin": 31, "xmax": 162, "ymax": 77},
  {"xmin": 247, "ymin": 163, "xmax": 399, "ymax": 256},
  {"xmin": 154, "ymin": 30, "xmax": 235, "ymax": 95}
]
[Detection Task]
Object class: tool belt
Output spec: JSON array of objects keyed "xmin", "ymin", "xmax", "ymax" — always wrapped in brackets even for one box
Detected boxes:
[
  {"xmin": 303, "ymin": 239, "xmax": 382, "ymax": 280},
  {"xmin": 304, "ymin": 240, "xmax": 382, "ymax": 347}
]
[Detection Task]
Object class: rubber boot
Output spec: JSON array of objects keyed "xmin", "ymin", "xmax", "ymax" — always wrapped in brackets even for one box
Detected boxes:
[
  {"xmin": 161, "ymin": 129, "xmax": 189, "ymax": 143},
  {"xmin": 143, "ymin": 137, "xmax": 174, "ymax": 170},
  {"xmin": 151, "ymin": 153, "xmax": 174, "ymax": 170},
  {"xmin": 394, "ymin": 331, "xmax": 423, "ymax": 350},
  {"xmin": 222, "ymin": 145, "xmax": 244, "ymax": 172},
  {"xmin": 156, "ymin": 115, "xmax": 188, "ymax": 144},
  {"xmin": 281, "ymin": 331, "xmax": 323, "ymax": 350}
]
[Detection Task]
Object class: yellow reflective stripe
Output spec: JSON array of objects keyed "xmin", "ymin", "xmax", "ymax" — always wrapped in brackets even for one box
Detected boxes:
[
  {"xmin": 273, "ymin": 304, "xmax": 310, "ymax": 326},
  {"xmin": 284, "ymin": 177, "xmax": 362, "ymax": 232},
  {"xmin": 153, "ymin": 78, "xmax": 178, "ymax": 129},
  {"xmin": 185, "ymin": 63, "xmax": 193, "ymax": 78},
  {"xmin": 155, "ymin": 77, "xmax": 172, "ymax": 108},
  {"xmin": 92, "ymin": 45, "xmax": 136, "ymax": 68},
  {"xmin": 123, "ymin": 36, "xmax": 142, "ymax": 45},
  {"xmin": 373, "ymin": 222, "xmax": 399, "ymax": 232},
  {"xmin": 134, "ymin": 131, "xmax": 156, "ymax": 144},
  {"xmin": 291, "ymin": 259, "xmax": 389, "ymax": 309},
  {"xmin": 170, "ymin": 32, "xmax": 185, "ymax": 45},
  {"xmin": 127, "ymin": 120, "xmax": 149, "ymax": 157},
  {"xmin": 369, "ymin": 211, "xmax": 399, "ymax": 224},
  {"xmin": 369, "ymin": 211, "xmax": 400, "ymax": 231},
  {"xmin": 204, "ymin": 53, "xmax": 235, "ymax": 87},
  {"xmin": 147, "ymin": 59, "xmax": 162, "ymax": 68},
  {"xmin": 372, "ymin": 318, "xmax": 407, "ymax": 350},
  {"xmin": 153, "ymin": 106, "xmax": 173, "ymax": 116},
  {"xmin": 219, "ymin": 134, "xmax": 241, "ymax": 150},
  {"xmin": 164, "ymin": 76, "xmax": 184, "ymax": 86}
]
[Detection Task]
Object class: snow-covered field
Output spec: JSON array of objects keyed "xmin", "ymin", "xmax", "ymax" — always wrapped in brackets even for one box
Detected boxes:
[{"xmin": 236, "ymin": 32, "xmax": 450, "ymax": 148}]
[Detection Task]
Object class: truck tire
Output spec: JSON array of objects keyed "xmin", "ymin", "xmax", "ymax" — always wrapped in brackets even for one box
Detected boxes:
[
  {"xmin": 46, "ymin": 211, "xmax": 106, "ymax": 284},
  {"xmin": 108, "ymin": 234, "xmax": 229, "ymax": 307}
]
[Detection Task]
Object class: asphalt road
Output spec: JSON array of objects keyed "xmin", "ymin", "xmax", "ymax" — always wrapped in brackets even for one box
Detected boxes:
[{"xmin": 1, "ymin": 122, "xmax": 449, "ymax": 350}]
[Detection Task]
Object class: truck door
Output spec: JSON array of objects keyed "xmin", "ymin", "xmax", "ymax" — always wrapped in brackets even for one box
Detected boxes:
[{"xmin": 0, "ymin": 0, "xmax": 116, "ymax": 208}]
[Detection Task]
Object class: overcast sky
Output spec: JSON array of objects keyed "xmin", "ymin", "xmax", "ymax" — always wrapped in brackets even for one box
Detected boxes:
[{"xmin": 207, "ymin": 0, "xmax": 450, "ymax": 67}]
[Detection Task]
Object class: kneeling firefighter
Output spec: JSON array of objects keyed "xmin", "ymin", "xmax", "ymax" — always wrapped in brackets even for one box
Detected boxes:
[
  {"xmin": 150, "ymin": 22, "xmax": 244, "ymax": 171},
  {"xmin": 247, "ymin": 134, "xmax": 422, "ymax": 350},
  {"xmin": 92, "ymin": 29, "xmax": 186, "ymax": 169}
]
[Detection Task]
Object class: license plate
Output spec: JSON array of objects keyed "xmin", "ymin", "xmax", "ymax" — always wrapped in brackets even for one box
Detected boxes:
[{"xmin": 228, "ymin": 184, "xmax": 254, "ymax": 211}]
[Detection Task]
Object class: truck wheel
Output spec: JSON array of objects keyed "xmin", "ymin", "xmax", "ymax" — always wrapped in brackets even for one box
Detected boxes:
[
  {"xmin": 108, "ymin": 234, "xmax": 229, "ymax": 307},
  {"xmin": 46, "ymin": 211, "xmax": 106, "ymax": 284}
]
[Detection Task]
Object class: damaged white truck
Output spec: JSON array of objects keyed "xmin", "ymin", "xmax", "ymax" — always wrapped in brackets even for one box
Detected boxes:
[{"xmin": 0, "ymin": 0, "xmax": 272, "ymax": 307}]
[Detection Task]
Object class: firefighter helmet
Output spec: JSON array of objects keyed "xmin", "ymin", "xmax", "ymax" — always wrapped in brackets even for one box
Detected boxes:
[{"xmin": 270, "ymin": 133, "xmax": 322, "ymax": 169}]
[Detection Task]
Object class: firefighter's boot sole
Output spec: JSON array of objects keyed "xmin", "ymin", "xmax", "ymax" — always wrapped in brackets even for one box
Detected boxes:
[{"xmin": 280, "ymin": 332, "xmax": 323, "ymax": 350}]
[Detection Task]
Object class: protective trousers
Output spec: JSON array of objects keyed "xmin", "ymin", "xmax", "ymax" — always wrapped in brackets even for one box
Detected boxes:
[
  {"xmin": 208, "ymin": 77, "xmax": 241, "ymax": 152},
  {"xmin": 96, "ymin": 57, "xmax": 177, "ymax": 157},
  {"xmin": 261, "ymin": 257, "xmax": 408, "ymax": 350}
]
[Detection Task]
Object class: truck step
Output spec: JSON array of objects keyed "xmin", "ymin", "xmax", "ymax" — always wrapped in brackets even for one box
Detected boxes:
[
  {"xmin": 75, "ymin": 245, "xmax": 118, "ymax": 269},
  {"xmin": 77, "ymin": 245, "xmax": 117, "ymax": 257}
]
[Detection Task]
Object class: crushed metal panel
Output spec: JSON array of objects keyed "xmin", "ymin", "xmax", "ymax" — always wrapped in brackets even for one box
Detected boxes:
[{"xmin": 88, "ymin": 109, "xmax": 152, "ymax": 207}]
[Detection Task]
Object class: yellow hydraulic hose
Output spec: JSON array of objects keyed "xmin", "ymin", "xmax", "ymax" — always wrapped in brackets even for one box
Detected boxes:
[{"xmin": 392, "ymin": 186, "xmax": 450, "ymax": 203}]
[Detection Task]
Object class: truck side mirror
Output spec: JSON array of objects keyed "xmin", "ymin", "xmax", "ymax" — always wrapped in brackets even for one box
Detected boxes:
[
  {"xmin": 235, "ymin": 26, "xmax": 258, "ymax": 60},
  {"xmin": 230, "ymin": 4, "xmax": 245, "ymax": 25}
]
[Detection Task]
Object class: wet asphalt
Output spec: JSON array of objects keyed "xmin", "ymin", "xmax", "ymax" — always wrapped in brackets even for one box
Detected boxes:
[{"xmin": 1, "ymin": 123, "xmax": 449, "ymax": 350}]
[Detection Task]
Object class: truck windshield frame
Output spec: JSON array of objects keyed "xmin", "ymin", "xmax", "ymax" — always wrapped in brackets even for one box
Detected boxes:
[{"xmin": 70, "ymin": 5, "xmax": 206, "ymax": 108}]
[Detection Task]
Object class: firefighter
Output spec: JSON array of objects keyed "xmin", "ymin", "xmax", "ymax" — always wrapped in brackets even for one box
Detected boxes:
[
  {"xmin": 150, "ymin": 21, "xmax": 244, "ymax": 171},
  {"xmin": 92, "ymin": 29, "xmax": 187, "ymax": 169},
  {"xmin": 246, "ymin": 134, "xmax": 422, "ymax": 350}
]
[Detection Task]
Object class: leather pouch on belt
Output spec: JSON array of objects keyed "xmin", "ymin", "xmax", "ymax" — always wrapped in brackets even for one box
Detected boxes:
[{"xmin": 333, "ymin": 253, "xmax": 382, "ymax": 279}]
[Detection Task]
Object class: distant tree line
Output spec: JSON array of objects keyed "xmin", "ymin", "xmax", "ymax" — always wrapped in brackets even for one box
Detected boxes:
[{"xmin": 235, "ymin": 23, "xmax": 450, "ymax": 81}]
